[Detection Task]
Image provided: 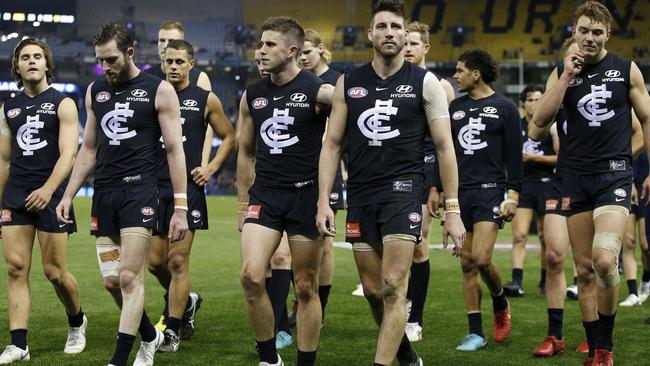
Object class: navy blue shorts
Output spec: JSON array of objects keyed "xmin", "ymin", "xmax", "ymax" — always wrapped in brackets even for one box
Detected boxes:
[
  {"xmin": 562, "ymin": 171, "xmax": 632, "ymax": 214},
  {"xmin": 458, "ymin": 187, "xmax": 504, "ymax": 232},
  {"xmin": 1, "ymin": 184, "xmax": 76, "ymax": 233},
  {"xmin": 345, "ymin": 201, "xmax": 422, "ymax": 246},
  {"xmin": 157, "ymin": 182, "xmax": 208, "ymax": 234},
  {"xmin": 90, "ymin": 184, "xmax": 158, "ymax": 237}
]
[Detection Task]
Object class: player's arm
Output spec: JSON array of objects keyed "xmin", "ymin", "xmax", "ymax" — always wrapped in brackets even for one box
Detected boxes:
[
  {"xmin": 315, "ymin": 83, "xmax": 335, "ymax": 116},
  {"xmin": 0, "ymin": 105, "xmax": 12, "ymax": 204},
  {"xmin": 532, "ymin": 52, "xmax": 583, "ymax": 128},
  {"xmin": 423, "ymin": 72, "xmax": 465, "ymax": 253},
  {"xmin": 236, "ymin": 90, "xmax": 256, "ymax": 231},
  {"xmin": 629, "ymin": 62, "xmax": 650, "ymax": 202},
  {"xmin": 500, "ymin": 103, "xmax": 524, "ymax": 220},
  {"xmin": 631, "ymin": 108, "xmax": 644, "ymax": 158},
  {"xmin": 549, "ymin": 123, "xmax": 560, "ymax": 155},
  {"xmin": 26, "ymin": 98, "xmax": 78, "ymax": 211},
  {"xmin": 58, "ymin": 84, "xmax": 98, "ymax": 223},
  {"xmin": 440, "ymin": 78, "xmax": 455, "ymax": 105},
  {"xmin": 316, "ymin": 75, "xmax": 347, "ymax": 237},
  {"xmin": 156, "ymin": 80, "xmax": 188, "ymax": 241},
  {"xmin": 192, "ymin": 92, "xmax": 235, "ymax": 186},
  {"xmin": 197, "ymin": 70, "xmax": 214, "ymax": 165},
  {"xmin": 528, "ymin": 119, "xmax": 552, "ymax": 141}
]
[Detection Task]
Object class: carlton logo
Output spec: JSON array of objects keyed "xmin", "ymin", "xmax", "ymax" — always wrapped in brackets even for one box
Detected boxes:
[
  {"xmin": 483, "ymin": 106, "xmax": 497, "ymax": 114},
  {"xmin": 568, "ymin": 77, "xmax": 583, "ymax": 87},
  {"xmin": 605, "ymin": 70, "xmax": 621, "ymax": 78},
  {"xmin": 191, "ymin": 210, "xmax": 201, "ymax": 218},
  {"xmin": 396, "ymin": 85, "xmax": 413, "ymax": 93},
  {"xmin": 131, "ymin": 89, "xmax": 147, "ymax": 98},
  {"xmin": 7, "ymin": 108, "xmax": 20, "ymax": 119},
  {"xmin": 347, "ymin": 87, "xmax": 368, "ymax": 98},
  {"xmin": 252, "ymin": 97, "xmax": 268, "ymax": 109},
  {"xmin": 452, "ymin": 111, "xmax": 466, "ymax": 120},
  {"xmin": 183, "ymin": 99, "xmax": 198, "ymax": 107},
  {"xmin": 96, "ymin": 91, "xmax": 111, "ymax": 103},
  {"xmin": 290, "ymin": 93, "xmax": 307, "ymax": 102},
  {"xmin": 40, "ymin": 103, "xmax": 55, "ymax": 110},
  {"xmin": 141, "ymin": 207, "xmax": 154, "ymax": 216}
]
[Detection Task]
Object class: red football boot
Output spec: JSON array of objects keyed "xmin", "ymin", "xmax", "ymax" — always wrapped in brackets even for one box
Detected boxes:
[
  {"xmin": 593, "ymin": 349, "xmax": 614, "ymax": 366},
  {"xmin": 532, "ymin": 336, "xmax": 566, "ymax": 357},
  {"xmin": 493, "ymin": 305, "xmax": 512, "ymax": 343},
  {"xmin": 576, "ymin": 339, "xmax": 589, "ymax": 354}
]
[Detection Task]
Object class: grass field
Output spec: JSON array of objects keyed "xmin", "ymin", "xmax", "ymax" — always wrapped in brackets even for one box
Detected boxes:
[{"xmin": 0, "ymin": 195, "xmax": 648, "ymax": 365}]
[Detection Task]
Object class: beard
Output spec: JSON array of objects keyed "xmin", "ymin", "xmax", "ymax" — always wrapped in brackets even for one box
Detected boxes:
[{"xmin": 105, "ymin": 62, "xmax": 130, "ymax": 86}]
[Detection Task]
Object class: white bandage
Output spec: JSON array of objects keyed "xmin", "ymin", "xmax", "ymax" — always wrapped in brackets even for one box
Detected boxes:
[{"xmin": 96, "ymin": 237, "xmax": 120, "ymax": 278}]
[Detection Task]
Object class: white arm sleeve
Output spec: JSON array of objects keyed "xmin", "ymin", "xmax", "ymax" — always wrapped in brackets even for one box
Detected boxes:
[{"xmin": 422, "ymin": 72, "xmax": 451, "ymax": 122}]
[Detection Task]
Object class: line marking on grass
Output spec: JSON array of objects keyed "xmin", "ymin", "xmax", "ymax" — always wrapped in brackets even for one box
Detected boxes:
[{"xmin": 333, "ymin": 242, "xmax": 541, "ymax": 252}]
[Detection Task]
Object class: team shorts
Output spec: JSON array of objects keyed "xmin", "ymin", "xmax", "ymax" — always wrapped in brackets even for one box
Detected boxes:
[
  {"xmin": 1, "ymin": 184, "xmax": 76, "ymax": 233},
  {"xmin": 519, "ymin": 178, "xmax": 552, "ymax": 215},
  {"xmin": 459, "ymin": 187, "xmax": 505, "ymax": 232},
  {"xmin": 422, "ymin": 154, "xmax": 441, "ymax": 203},
  {"xmin": 157, "ymin": 182, "xmax": 208, "ymax": 233},
  {"xmin": 630, "ymin": 183, "xmax": 644, "ymax": 218},
  {"xmin": 244, "ymin": 184, "xmax": 320, "ymax": 239},
  {"xmin": 345, "ymin": 201, "xmax": 422, "ymax": 247},
  {"xmin": 544, "ymin": 175, "xmax": 569, "ymax": 217},
  {"xmin": 561, "ymin": 171, "xmax": 632, "ymax": 214},
  {"xmin": 329, "ymin": 175, "xmax": 345, "ymax": 211},
  {"xmin": 90, "ymin": 184, "xmax": 158, "ymax": 237}
]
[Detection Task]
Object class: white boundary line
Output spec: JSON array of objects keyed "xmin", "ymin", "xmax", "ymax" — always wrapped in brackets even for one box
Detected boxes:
[{"xmin": 333, "ymin": 241, "xmax": 541, "ymax": 252}]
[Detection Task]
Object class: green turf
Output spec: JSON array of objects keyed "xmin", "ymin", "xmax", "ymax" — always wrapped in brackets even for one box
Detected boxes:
[{"xmin": 0, "ymin": 196, "xmax": 647, "ymax": 365}]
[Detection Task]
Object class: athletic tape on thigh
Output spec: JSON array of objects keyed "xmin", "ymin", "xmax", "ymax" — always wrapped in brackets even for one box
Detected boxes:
[
  {"xmin": 352, "ymin": 242, "xmax": 375, "ymax": 252},
  {"xmin": 382, "ymin": 233, "xmax": 417, "ymax": 244},
  {"xmin": 120, "ymin": 227, "xmax": 152, "ymax": 240},
  {"xmin": 287, "ymin": 234, "xmax": 320, "ymax": 242},
  {"xmin": 96, "ymin": 237, "xmax": 120, "ymax": 278},
  {"xmin": 593, "ymin": 205, "xmax": 629, "ymax": 221},
  {"xmin": 593, "ymin": 232, "xmax": 622, "ymax": 288}
]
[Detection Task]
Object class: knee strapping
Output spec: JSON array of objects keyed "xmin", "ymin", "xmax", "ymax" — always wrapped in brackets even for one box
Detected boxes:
[
  {"xmin": 120, "ymin": 227, "xmax": 152, "ymax": 241},
  {"xmin": 593, "ymin": 232, "xmax": 622, "ymax": 288},
  {"xmin": 96, "ymin": 237, "xmax": 120, "ymax": 278},
  {"xmin": 593, "ymin": 205, "xmax": 629, "ymax": 221}
]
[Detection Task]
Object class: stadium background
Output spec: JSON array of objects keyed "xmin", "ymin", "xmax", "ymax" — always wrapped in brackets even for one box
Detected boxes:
[{"xmin": 0, "ymin": 0, "xmax": 649, "ymax": 365}]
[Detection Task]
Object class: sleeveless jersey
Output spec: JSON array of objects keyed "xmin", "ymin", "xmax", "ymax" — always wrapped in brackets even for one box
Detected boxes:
[
  {"xmin": 145, "ymin": 63, "xmax": 201, "ymax": 85},
  {"xmin": 521, "ymin": 117, "xmax": 554, "ymax": 181},
  {"xmin": 91, "ymin": 72, "xmax": 162, "ymax": 191},
  {"xmin": 449, "ymin": 92, "xmax": 523, "ymax": 191},
  {"xmin": 558, "ymin": 52, "xmax": 632, "ymax": 174},
  {"xmin": 3, "ymin": 87, "xmax": 67, "ymax": 188},
  {"xmin": 158, "ymin": 84, "xmax": 210, "ymax": 182},
  {"xmin": 319, "ymin": 69, "xmax": 341, "ymax": 86},
  {"xmin": 344, "ymin": 61, "xmax": 428, "ymax": 207},
  {"xmin": 246, "ymin": 69, "xmax": 326, "ymax": 189}
]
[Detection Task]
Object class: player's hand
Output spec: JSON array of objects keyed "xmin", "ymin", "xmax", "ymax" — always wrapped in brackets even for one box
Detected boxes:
[
  {"xmin": 55, "ymin": 196, "xmax": 74, "ymax": 224},
  {"xmin": 442, "ymin": 212, "xmax": 465, "ymax": 257},
  {"xmin": 522, "ymin": 153, "xmax": 535, "ymax": 163},
  {"xmin": 191, "ymin": 166, "xmax": 215, "ymax": 187},
  {"xmin": 427, "ymin": 187, "xmax": 441, "ymax": 219},
  {"xmin": 499, "ymin": 200, "xmax": 517, "ymax": 221},
  {"xmin": 316, "ymin": 203, "xmax": 336, "ymax": 237},
  {"xmin": 563, "ymin": 51, "xmax": 585, "ymax": 78},
  {"xmin": 168, "ymin": 209, "xmax": 189, "ymax": 242},
  {"xmin": 631, "ymin": 184, "xmax": 639, "ymax": 206},
  {"xmin": 642, "ymin": 176, "xmax": 650, "ymax": 206},
  {"xmin": 26, "ymin": 186, "xmax": 54, "ymax": 212}
]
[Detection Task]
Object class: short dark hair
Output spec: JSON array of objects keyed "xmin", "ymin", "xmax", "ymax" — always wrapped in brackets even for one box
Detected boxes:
[
  {"xmin": 458, "ymin": 48, "xmax": 499, "ymax": 84},
  {"xmin": 93, "ymin": 21, "xmax": 133, "ymax": 53},
  {"xmin": 573, "ymin": 1, "xmax": 612, "ymax": 31},
  {"xmin": 372, "ymin": 0, "xmax": 407, "ymax": 22},
  {"xmin": 166, "ymin": 39, "xmax": 194, "ymax": 59},
  {"xmin": 11, "ymin": 38, "xmax": 54, "ymax": 88},
  {"xmin": 159, "ymin": 20, "xmax": 184, "ymax": 33},
  {"xmin": 260, "ymin": 16, "xmax": 305, "ymax": 55},
  {"xmin": 519, "ymin": 84, "xmax": 545, "ymax": 103}
]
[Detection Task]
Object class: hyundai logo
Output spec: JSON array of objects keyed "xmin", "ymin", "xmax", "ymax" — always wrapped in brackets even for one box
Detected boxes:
[
  {"xmin": 396, "ymin": 85, "xmax": 413, "ymax": 93},
  {"xmin": 290, "ymin": 93, "xmax": 307, "ymax": 102},
  {"xmin": 40, "ymin": 103, "xmax": 55, "ymax": 110},
  {"xmin": 183, "ymin": 99, "xmax": 198, "ymax": 107},
  {"xmin": 131, "ymin": 89, "xmax": 148, "ymax": 97},
  {"xmin": 605, "ymin": 69, "xmax": 621, "ymax": 78},
  {"xmin": 483, "ymin": 106, "xmax": 497, "ymax": 114}
]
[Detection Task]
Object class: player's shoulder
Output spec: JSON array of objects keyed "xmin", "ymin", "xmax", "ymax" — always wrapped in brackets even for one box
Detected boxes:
[
  {"xmin": 491, "ymin": 93, "xmax": 518, "ymax": 110},
  {"xmin": 449, "ymin": 94, "xmax": 470, "ymax": 109}
]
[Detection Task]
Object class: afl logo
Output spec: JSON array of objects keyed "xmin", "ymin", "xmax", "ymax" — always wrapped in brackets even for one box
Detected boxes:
[
  {"xmin": 7, "ymin": 108, "xmax": 20, "ymax": 119},
  {"xmin": 408, "ymin": 212, "xmax": 422, "ymax": 223},
  {"xmin": 141, "ymin": 207, "xmax": 155, "ymax": 216},
  {"xmin": 396, "ymin": 85, "xmax": 413, "ymax": 93},
  {"xmin": 483, "ymin": 106, "xmax": 497, "ymax": 114},
  {"xmin": 568, "ymin": 77, "xmax": 583, "ymax": 87},
  {"xmin": 183, "ymin": 99, "xmax": 198, "ymax": 107},
  {"xmin": 347, "ymin": 87, "xmax": 368, "ymax": 98},
  {"xmin": 290, "ymin": 93, "xmax": 307, "ymax": 102},
  {"xmin": 96, "ymin": 91, "xmax": 111, "ymax": 103},
  {"xmin": 191, "ymin": 210, "xmax": 201, "ymax": 218},
  {"xmin": 605, "ymin": 69, "xmax": 621, "ymax": 78},
  {"xmin": 40, "ymin": 103, "xmax": 54, "ymax": 110},
  {"xmin": 131, "ymin": 89, "xmax": 147, "ymax": 97},
  {"xmin": 252, "ymin": 97, "xmax": 268, "ymax": 109},
  {"xmin": 452, "ymin": 110, "xmax": 465, "ymax": 120}
]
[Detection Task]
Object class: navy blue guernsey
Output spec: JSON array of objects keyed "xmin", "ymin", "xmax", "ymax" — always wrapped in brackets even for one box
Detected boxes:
[
  {"xmin": 319, "ymin": 69, "xmax": 341, "ymax": 86},
  {"xmin": 521, "ymin": 117, "xmax": 554, "ymax": 181},
  {"xmin": 344, "ymin": 62, "xmax": 428, "ymax": 207},
  {"xmin": 145, "ymin": 63, "xmax": 201, "ymax": 85},
  {"xmin": 158, "ymin": 83, "xmax": 210, "ymax": 182},
  {"xmin": 450, "ymin": 93, "xmax": 522, "ymax": 192},
  {"xmin": 91, "ymin": 72, "xmax": 162, "ymax": 191},
  {"xmin": 246, "ymin": 69, "xmax": 326, "ymax": 189},
  {"xmin": 633, "ymin": 152, "xmax": 648, "ymax": 185},
  {"xmin": 3, "ymin": 87, "xmax": 67, "ymax": 188},
  {"xmin": 558, "ymin": 52, "xmax": 632, "ymax": 174}
]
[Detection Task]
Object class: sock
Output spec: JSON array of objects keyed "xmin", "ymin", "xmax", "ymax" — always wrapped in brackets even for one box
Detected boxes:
[
  {"xmin": 467, "ymin": 312, "xmax": 483, "ymax": 337},
  {"xmin": 162, "ymin": 292, "xmax": 169, "ymax": 318},
  {"xmin": 395, "ymin": 334, "xmax": 417, "ymax": 363},
  {"xmin": 297, "ymin": 350, "xmax": 316, "ymax": 366},
  {"xmin": 67, "ymin": 307, "xmax": 85, "ymax": 328},
  {"xmin": 642, "ymin": 270, "xmax": 650, "ymax": 282},
  {"xmin": 256, "ymin": 337, "xmax": 278, "ymax": 364},
  {"xmin": 597, "ymin": 312, "xmax": 616, "ymax": 352},
  {"xmin": 583, "ymin": 320, "xmax": 599, "ymax": 358},
  {"xmin": 278, "ymin": 306, "xmax": 291, "ymax": 333},
  {"xmin": 573, "ymin": 276, "xmax": 578, "ymax": 286},
  {"xmin": 166, "ymin": 317, "xmax": 182, "ymax": 334},
  {"xmin": 10, "ymin": 329, "xmax": 27, "ymax": 350},
  {"xmin": 407, "ymin": 260, "xmax": 430, "ymax": 325},
  {"xmin": 373, "ymin": 364, "xmax": 387, "ymax": 366},
  {"xmin": 627, "ymin": 279, "xmax": 638, "ymax": 296},
  {"xmin": 512, "ymin": 268, "xmax": 523, "ymax": 286},
  {"xmin": 109, "ymin": 332, "xmax": 135, "ymax": 366},
  {"xmin": 406, "ymin": 274, "xmax": 414, "ymax": 302},
  {"xmin": 268, "ymin": 269, "xmax": 292, "ymax": 333},
  {"xmin": 492, "ymin": 291, "xmax": 508, "ymax": 312},
  {"xmin": 138, "ymin": 310, "xmax": 157, "ymax": 342},
  {"xmin": 318, "ymin": 285, "xmax": 331, "ymax": 321},
  {"xmin": 547, "ymin": 308, "xmax": 564, "ymax": 340},
  {"xmin": 540, "ymin": 269, "xmax": 547, "ymax": 287}
]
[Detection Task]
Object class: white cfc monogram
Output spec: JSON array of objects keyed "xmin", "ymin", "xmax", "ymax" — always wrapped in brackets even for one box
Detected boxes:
[
  {"xmin": 577, "ymin": 84, "xmax": 615, "ymax": 127},
  {"xmin": 458, "ymin": 117, "xmax": 487, "ymax": 155},
  {"xmin": 357, "ymin": 99, "xmax": 400, "ymax": 146},
  {"xmin": 160, "ymin": 117, "xmax": 187, "ymax": 148},
  {"xmin": 101, "ymin": 102, "xmax": 136, "ymax": 145},
  {"xmin": 261, "ymin": 108, "xmax": 299, "ymax": 154},
  {"xmin": 17, "ymin": 115, "xmax": 47, "ymax": 156}
]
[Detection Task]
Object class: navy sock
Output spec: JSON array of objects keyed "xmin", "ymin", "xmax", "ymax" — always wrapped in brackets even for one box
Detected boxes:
[
  {"xmin": 512, "ymin": 268, "xmax": 523, "ymax": 285},
  {"xmin": 642, "ymin": 270, "xmax": 650, "ymax": 282},
  {"xmin": 318, "ymin": 285, "xmax": 331, "ymax": 320},
  {"xmin": 67, "ymin": 307, "xmax": 85, "ymax": 328},
  {"xmin": 395, "ymin": 334, "xmax": 417, "ymax": 363},
  {"xmin": 547, "ymin": 308, "xmax": 563, "ymax": 340},
  {"xmin": 138, "ymin": 310, "xmax": 157, "ymax": 342},
  {"xmin": 269, "ymin": 269, "xmax": 292, "ymax": 333},
  {"xmin": 583, "ymin": 320, "xmax": 599, "ymax": 357},
  {"xmin": 407, "ymin": 260, "xmax": 430, "ymax": 325},
  {"xmin": 597, "ymin": 312, "xmax": 616, "ymax": 352},
  {"xmin": 297, "ymin": 350, "xmax": 316, "ymax": 366},
  {"xmin": 627, "ymin": 279, "xmax": 638, "ymax": 296},
  {"xmin": 256, "ymin": 337, "xmax": 278, "ymax": 364},
  {"xmin": 573, "ymin": 276, "xmax": 578, "ymax": 286},
  {"xmin": 492, "ymin": 291, "xmax": 508, "ymax": 312},
  {"xmin": 10, "ymin": 329, "xmax": 27, "ymax": 350},
  {"xmin": 539, "ymin": 269, "xmax": 547, "ymax": 287},
  {"xmin": 166, "ymin": 317, "xmax": 181, "ymax": 334},
  {"xmin": 468, "ymin": 312, "xmax": 483, "ymax": 337},
  {"xmin": 162, "ymin": 292, "xmax": 169, "ymax": 318},
  {"xmin": 109, "ymin": 332, "xmax": 135, "ymax": 366}
]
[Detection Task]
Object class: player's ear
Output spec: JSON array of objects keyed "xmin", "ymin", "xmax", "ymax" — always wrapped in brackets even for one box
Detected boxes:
[{"xmin": 126, "ymin": 47, "xmax": 135, "ymax": 59}]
